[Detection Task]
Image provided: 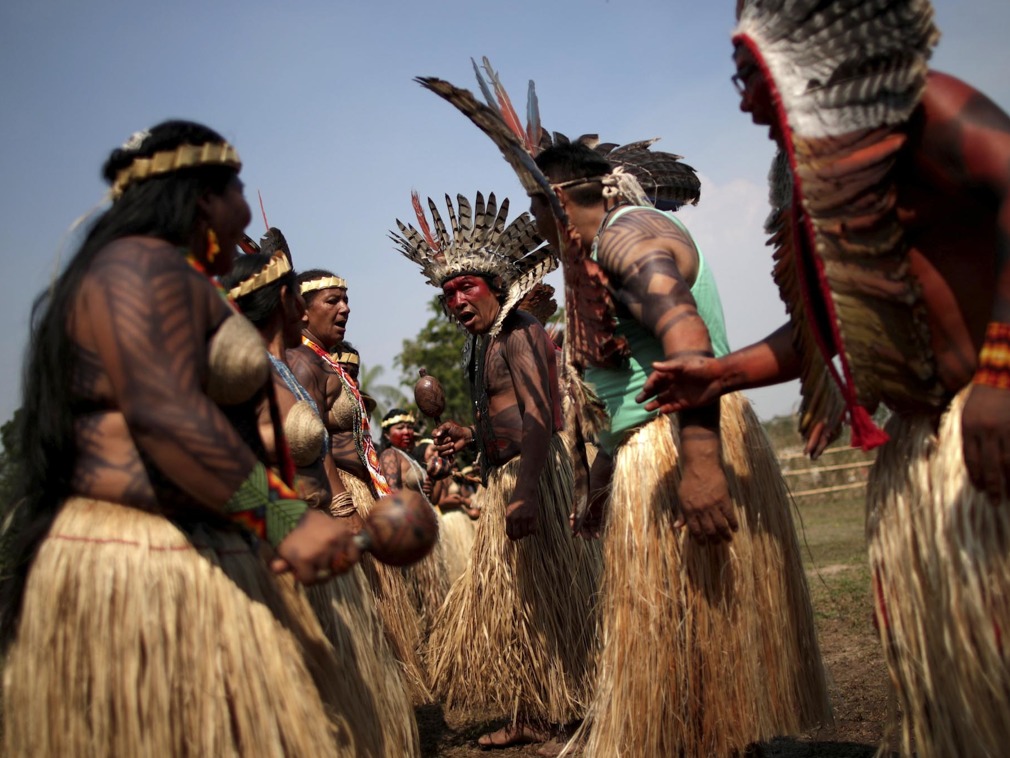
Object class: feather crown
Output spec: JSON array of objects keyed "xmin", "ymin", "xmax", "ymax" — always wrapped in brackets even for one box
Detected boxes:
[
  {"xmin": 419, "ymin": 58, "xmax": 701, "ymax": 214},
  {"xmin": 390, "ymin": 190, "xmax": 557, "ymax": 336}
]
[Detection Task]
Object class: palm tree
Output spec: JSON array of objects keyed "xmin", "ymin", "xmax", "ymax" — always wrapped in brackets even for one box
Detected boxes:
[{"xmin": 357, "ymin": 363, "xmax": 409, "ymax": 431}]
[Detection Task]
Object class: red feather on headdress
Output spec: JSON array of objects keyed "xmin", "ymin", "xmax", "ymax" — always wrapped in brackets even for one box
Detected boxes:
[{"xmin": 411, "ymin": 190, "xmax": 440, "ymax": 252}]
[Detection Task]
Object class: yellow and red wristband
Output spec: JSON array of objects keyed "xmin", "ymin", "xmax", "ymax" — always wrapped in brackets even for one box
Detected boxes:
[
  {"xmin": 974, "ymin": 322, "xmax": 1010, "ymax": 390},
  {"xmin": 225, "ymin": 462, "xmax": 308, "ymax": 548}
]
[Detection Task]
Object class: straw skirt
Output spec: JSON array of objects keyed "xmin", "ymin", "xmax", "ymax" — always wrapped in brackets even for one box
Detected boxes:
[
  {"xmin": 305, "ymin": 564, "xmax": 420, "ymax": 757},
  {"xmin": 337, "ymin": 469, "xmax": 431, "ymax": 702},
  {"xmin": 867, "ymin": 389, "xmax": 1010, "ymax": 758},
  {"xmin": 426, "ymin": 434, "xmax": 600, "ymax": 726},
  {"xmin": 3, "ymin": 497, "xmax": 355, "ymax": 757},
  {"xmin": 571, "ymin": 393, "xmax": 830, "ymax": 757}
]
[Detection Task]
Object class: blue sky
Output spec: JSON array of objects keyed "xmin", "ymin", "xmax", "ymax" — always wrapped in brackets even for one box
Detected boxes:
[{"xmin": 1, "ymin": 0, "xmax": 1008, "ymax": 427}]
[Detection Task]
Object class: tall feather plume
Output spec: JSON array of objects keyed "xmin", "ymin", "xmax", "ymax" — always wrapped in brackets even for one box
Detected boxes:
[
  {"xmin": 411, "ymin": 190, "xmax": 440, "ymax": 252},
  {"xmin": 444, "ymin": 193, "xmax": 460, "ymax": 249},
  {"xmin": 470, "ymin": 191, "xmax": 488, "ymax": 248},
  {"xmin": 526, "ymin": 80, "xmax": 542, "ymax": 150},
  {"xmin": 454, "ymin": 193, "xmax": 473, "ymax": 248},
  {"xmin": 427, "ymin": 196, "xmax": 451, "ymax": 250},
  {"xmin": 415, "ymin": 76, "xmax": 567, "ymax": 226},
  {"xmin": 480, "ymin": 57, "xmax": 529, "ymax": 151},
  {"xmin": 488, "ymin": 196, "xmax": 509, "ymax": 247}
]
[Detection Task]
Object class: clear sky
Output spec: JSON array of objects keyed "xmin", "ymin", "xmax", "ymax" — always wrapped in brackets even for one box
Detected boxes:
[{"xmin": 1, "ymin": 0, "xmax": 1007, "ymax": 427}]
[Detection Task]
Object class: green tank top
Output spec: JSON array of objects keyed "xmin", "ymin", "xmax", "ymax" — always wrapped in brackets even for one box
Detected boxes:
[{"xmin": 583, "ymin": 206, "xmax": 730, "ymax": 453}]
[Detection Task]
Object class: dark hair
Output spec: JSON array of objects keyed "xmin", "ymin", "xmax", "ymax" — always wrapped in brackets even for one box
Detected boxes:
[
  {"xmin": 0, "ymin": 120, "xmax": 239, "ymax": 649},
  {"xmin": 219, "ymin": 252, "xmax": 296, "ymax": 327},
  {"xmin": 535, "ymin": 143, "xmax": 613, "ymax": 207},
  {"xmin": 296, "ymin": 268, "xmax": 343, "ymax": 308}
]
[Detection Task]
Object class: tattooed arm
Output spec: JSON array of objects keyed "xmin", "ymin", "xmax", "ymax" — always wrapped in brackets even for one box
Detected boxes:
[
  {"xmin": 638, "ymin": 323, "xmax": 801, "ymax": 413},
  {"xmin": 598, "ymin": 210, "xmax": 738, "ymax": 543},
  {"xmin": 74, "ymin": 239, "xmax": 258, "ymax": 507},
  {"xmin": 497, "ymin": 312, "xmax": 560, "ymax": 541},
  {"xmin": 379, "ymin": 448, "xmax": 404, "ymax": 491},
  {"xmin": 921, "ymin": 72, "xmax": 1010, "ymax": 500}
]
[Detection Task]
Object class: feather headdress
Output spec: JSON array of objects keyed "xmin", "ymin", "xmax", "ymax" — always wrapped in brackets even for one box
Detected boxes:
[
  {"xmin": 733, "ymin": 0, "xmax": 943, "ymax": 451},
  {"xmin": 390, "ymin": 191, "xmax": 556, "ymax": 337}
]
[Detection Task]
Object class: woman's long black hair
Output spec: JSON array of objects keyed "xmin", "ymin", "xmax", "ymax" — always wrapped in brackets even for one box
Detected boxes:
[{"xmin": 0, "ymin": 120, "xmax": 238, "ymax": 648}]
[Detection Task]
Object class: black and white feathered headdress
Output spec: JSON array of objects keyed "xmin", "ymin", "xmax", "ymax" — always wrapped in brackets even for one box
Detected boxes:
[
  {"xmin": 390, "ymin": 191, "xmax": 556, "ymax": 337},
  {"xmin": 733, "ymin": 0, "xmax": 942, "ymax": 451}
]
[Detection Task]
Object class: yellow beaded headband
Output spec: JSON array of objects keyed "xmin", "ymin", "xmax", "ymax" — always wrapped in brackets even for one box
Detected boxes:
[
  {"xmin": 227, "ymin": 250, "xmax": 292, "ymax": 299},
  {"xmin": 300, "ymin": 276, "xmax": 348, "ymax": 295},
  {"xmin": 382, "ymin": 413, "xmax": 416, "ymax": 429},
  {"xmin": 110, "ymin": 142, "xmax": 241, "ymax": 199},
  {"xmin": 333, "ymin": 352, "xmax": 360, "ymax": 366}
]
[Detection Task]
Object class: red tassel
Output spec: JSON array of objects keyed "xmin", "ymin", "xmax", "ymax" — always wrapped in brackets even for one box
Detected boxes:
[{"xmin": 848, "ymin": 405, "xmax": 889, "ymax": 451}]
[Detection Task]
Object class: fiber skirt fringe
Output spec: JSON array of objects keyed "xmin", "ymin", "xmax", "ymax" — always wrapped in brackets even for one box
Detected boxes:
[
  {"xmin": 338, "ymin": 470, "xmax": 431, "ymax": 703},
  {"xmin": 570, "ymin": 393, "xmax": 830, "ymax": 757},
  {"xmin": 867, "ymin": 389, "xmax": 1010, "ymax": 758},
  {"xmin": 426, "ymin": 434, "xmax": 601, "ymax": 726},
  {"xmin": 306, "ymin": 565, "xmax": 420, "ymax": 757},
  {"xmin": 2, "ymin": 497, "xmax": 355, "ymax": 757},
  {"xmin": 439, "ymin": 508, "xmax": 477, "ymax": 585},
  {"xmin": 400, "ymin": 508, "xmax": 450, "ymax": 639}
]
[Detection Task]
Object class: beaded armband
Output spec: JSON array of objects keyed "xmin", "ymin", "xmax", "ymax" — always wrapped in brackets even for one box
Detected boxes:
[
  {"xmin": 225, "ymin": 463, "xmax": 308, "ymax": 547},
  {"xmin": 973, "ymin": 322, "xmax": 1010, "ymax": 390}
]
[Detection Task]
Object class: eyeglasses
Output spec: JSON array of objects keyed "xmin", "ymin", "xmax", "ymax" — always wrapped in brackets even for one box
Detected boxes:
[{"xmin": 731, "ymin": 63, "xmax": 758, "ymax": 95}]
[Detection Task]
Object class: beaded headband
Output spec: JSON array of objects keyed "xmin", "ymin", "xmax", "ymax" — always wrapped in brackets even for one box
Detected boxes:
[
  {"xmin": 110, "ymin": 142, "xmax": 241, "ymax": 199},
  {"xmin": 300, "ymin": 276, "xmax": 348, "ymax": 295},
  {"xmin": 382, "ymin": 413, "xmax": 416, "ymax": 429},
  {"xmin": 227, "ymin": 250, "xmax": 292, "ymax": 299},
  {"xmin": 333, "ymin": 352, "xmax": 360, "ymax": 366}
]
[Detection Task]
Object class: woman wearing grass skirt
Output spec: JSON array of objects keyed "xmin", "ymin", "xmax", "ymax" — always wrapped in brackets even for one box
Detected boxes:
[
  {"xmin": 0, "ymin": 121, "xmax": 361, "ymax": 756},
  {"xmin": 221, "ymin": 233, "xmax": 420, "ymax": 757},
  {"xmin": 288, "ymin": 270, "xmax": 433, "ymax": 701}
]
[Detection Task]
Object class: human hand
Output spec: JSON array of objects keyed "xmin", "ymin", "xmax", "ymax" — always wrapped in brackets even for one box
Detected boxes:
[
  {"xmin": 433, "ymin": 420, "xmax": 473, "ymax": 457},
  {"xmin": 270, "ymin": 508, "xmax": 361, "ymax": 583},
  {"xmin": 676, "ymin": 459, "xmax": 738, "ymax": 544},
  {"xmin": 636, "ymin": 356, "xmax": 726, "ymax": 413},
  {"xmin": 505, "ymin": 493, "xmax": 539, "ymax": 541},
  {"xmin": 962, "ymin": 384, "xmax": 1010, "ymax": 504}
]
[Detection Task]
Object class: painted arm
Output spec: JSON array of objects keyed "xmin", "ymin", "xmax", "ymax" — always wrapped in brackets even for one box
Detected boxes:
[
  {"xmin": 501, "ymin": 319, "xmax": 557, "ymax": 541},
  {"xmin": 923, "ymin": 73, "xmax": 1010, "ymax": 502},
  {"xmin": 637, "ymin": 322, "xmax": 801, "ymax": 413},
  {"xmin": 82, "ymin": 243, "xmax": 358, "ymax": 582},
  {"xmin": 598, "ymin": 211, "xmax": 738, "ymax": 543}
]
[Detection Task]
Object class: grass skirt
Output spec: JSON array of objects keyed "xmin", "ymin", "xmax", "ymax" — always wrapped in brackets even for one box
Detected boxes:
[
  {"xmin": 338, "ymin": 470, "xmax": 431, "ymax": 702},
  {"xmin": 400, "ymin": 509, "xmax": 450, "ymax": 639},
  {"xmin": 439, "ymin": 508, "xmax": 477, "ymax": 585},
  {"xmin": 867, "ymin": 389, "xmax": 1010, "ymax": 758},
  {"xmin": 426, "ymin": 434, "xmax": 601, "ymax": 726},
  {"xmin": 2, "ymin": 497, "xmax": 355, "ymax": 757},
  {"xmin": 570, "ymin": 393, "xmax": 830, "ymax": 757},
  {"xmin": 306, "ymin": 564, "xmax": 420, "ymax": 757}
]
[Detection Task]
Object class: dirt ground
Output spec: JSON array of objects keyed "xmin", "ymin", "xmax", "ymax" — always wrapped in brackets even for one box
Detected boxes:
[
  {"xmin": 413, "ymin": 590, "xmax": 892, "ymax": 757},
  {"xmin": 414, "ymin": 483, "xmax": 895, "ymax": 757}
]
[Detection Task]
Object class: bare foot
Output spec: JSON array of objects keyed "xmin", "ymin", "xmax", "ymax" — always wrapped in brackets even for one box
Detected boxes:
[{"xmin": 477, "ymin": 722, "xmax": 551, "ymax": 749}]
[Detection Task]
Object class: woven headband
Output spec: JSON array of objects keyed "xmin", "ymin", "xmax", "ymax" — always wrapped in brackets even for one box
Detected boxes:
[
  {"xmin": 333, "ymin": 352, "xmax": 360, "ymax": 366},
  {"xmin": 300, "ymin": 276, "xmax": 348, "ymax": 295},
  {"xmin": 111, "ymin": 142, "xmax": 241, "ymax": 199},
  {"xmin": 382, "ymin": 413, "xmax": 416, "ymax": 429},
  {"xmin": 227, "ymin": 250, "xmax": 292, "ymax": 299}
]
